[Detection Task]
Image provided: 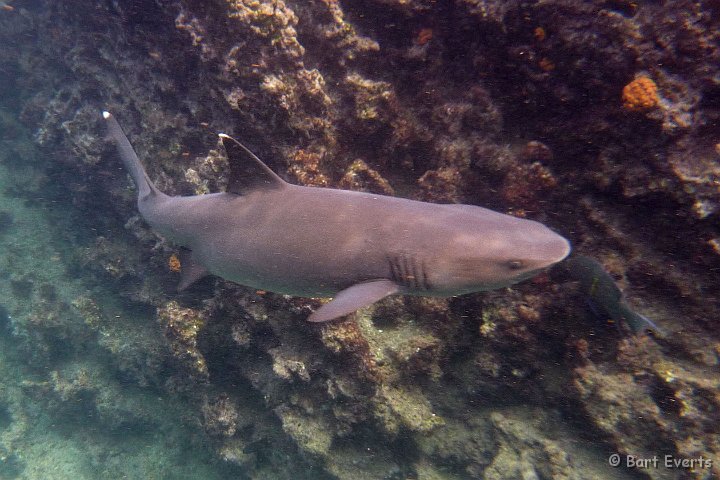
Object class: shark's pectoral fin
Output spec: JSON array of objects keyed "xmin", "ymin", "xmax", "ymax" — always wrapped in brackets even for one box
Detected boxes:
[
  {"xmin": 177, "ymin": 249, "xmax": 209, "ymax": 291},
  {"xmin": 307, "ymin": 279, "xmax": 400, "ymax": 323}
]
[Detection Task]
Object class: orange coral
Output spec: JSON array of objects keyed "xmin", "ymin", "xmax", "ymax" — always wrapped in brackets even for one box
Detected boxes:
[
  {"xmin": 415, "ymin": 28, "xmax": 433, "ymax": 46},
  {"xmin": 622, "ymin": 76, "xmax": 659, "ymax": 111},
  {"xmin": 168, "ymin": 253, "xmax": 181, "ymax": 272},
  {"xmin": 538, "ymin": 58, "xmax": 555, "ymax": 72}
]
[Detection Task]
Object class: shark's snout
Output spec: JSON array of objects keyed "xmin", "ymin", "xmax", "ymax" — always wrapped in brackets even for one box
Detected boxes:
[
  {"xmin": 517, "ymin": 219, "xmax": 571, "ymax": 266},
  {"xmin": 512, "ymin": 231, "xmax": 571, "ymax": 283},
  {"xmin": 538, "ymin": 230, "xmax": 572, "ymax": 266},
  {"xmin": 490, "ymin": 231, "xmax": 568, "ymax": 289}
]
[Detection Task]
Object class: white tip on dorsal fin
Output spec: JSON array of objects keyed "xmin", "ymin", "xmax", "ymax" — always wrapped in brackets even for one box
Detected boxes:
[{"xmin": 219, "ymin": 134, "xmax": 287, "ymax": 195}]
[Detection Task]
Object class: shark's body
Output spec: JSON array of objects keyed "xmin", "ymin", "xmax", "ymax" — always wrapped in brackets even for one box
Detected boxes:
[{"xmin": 103, "ymin": 111, "xmax": 571, "ymax": 322}]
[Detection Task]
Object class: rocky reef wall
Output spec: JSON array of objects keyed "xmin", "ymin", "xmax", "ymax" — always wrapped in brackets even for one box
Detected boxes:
[{"xmin": 0, "ymin": 0, "xmax": 718, "ymax": 479}]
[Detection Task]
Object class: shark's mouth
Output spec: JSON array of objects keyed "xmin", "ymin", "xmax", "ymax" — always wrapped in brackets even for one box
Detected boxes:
[{"xmin": 512, "ymin": 268, "xmax": 547, "ymax": 284}]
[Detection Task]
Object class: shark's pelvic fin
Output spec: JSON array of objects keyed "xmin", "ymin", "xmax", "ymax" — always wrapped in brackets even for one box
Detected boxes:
[
  {"xmin": 219, "ymin": 134, "xmax": 287, "ymax": 195},
  {"xmin": 177, "ymin": 249, "xmax": 209, "ymax": 291},
  {"xmin": 102, "ymin": 111, "xmax": 162, "ymax": 200},
  {"xmin": 307, "ymin": 279, "xmax": 400, "ymax": 323}
]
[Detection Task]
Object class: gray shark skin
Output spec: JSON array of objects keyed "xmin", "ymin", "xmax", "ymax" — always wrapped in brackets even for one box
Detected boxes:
[{"xmin": 103, "ymin": 111, "xmax": 571, "ymax": 322}]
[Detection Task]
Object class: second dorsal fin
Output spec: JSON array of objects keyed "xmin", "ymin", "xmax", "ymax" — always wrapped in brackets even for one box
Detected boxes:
[{"xmin": 219, "ymin": 134, "xmax": 287, "ymax": 195}]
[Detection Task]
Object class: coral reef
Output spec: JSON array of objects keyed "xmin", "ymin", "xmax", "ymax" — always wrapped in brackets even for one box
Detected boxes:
[
  {"xmin": 157, "ymin": 301, "xmax": 209, "ymax": 384},
  {"xmin": 622, "ymin": 75, "xmax": 661, "ymax": 112},
  {"xmin": 0, "ymin": 0, "xmax": 718, "ymax": 479}
]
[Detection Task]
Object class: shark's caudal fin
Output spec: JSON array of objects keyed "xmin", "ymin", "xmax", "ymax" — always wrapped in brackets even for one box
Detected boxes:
[{"xmin": 102, "ymin": 111, "xmax": 162, "ymax": 200}]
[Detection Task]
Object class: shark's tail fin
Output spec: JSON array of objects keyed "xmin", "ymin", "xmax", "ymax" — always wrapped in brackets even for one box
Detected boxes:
[{"xmin": 102, "ymin": 111, "xmax": 162, "ymax": 200}]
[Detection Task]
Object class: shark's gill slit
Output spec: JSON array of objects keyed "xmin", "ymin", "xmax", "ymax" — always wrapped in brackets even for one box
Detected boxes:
[
  {"xmin": 402, "ymin": 256, "xmax": 412, "ymax": 288},
  {"xmin": 387, "ymin": 256, "xmax": 399, "ymax": 285},
  {"xmin": 401, "ymin": 255, "xmax": 411, "ymax": 288},
  {"xmin": 420, "ymin": 260, "xmax": 430, "ymax": 291},
  {"xmin": 394, "ymin": 256, "xmax": 404, "ymax": 287},
  {"xmin": 410, "ymin": 256, "xmax": 420, "ymax": 290}
]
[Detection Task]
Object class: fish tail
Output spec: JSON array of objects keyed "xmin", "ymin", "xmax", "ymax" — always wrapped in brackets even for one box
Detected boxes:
[
  {"xmin": 618, "ymin": 302, "xmax": 664, "ymax": 336},
  {"xmin": 102, "ymin": 111, "xmax": 162, "ymax": 201}
]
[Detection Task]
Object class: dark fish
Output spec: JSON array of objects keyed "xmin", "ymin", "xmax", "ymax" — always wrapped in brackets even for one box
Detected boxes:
[{"xmin": 557, "ymin": 255, "xmax": 662, "ymax": 335}]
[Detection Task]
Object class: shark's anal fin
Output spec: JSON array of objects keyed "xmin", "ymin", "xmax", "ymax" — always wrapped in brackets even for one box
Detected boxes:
[
  {"xmin": 177, "ymin": 249, "xmax": 209, "ymax": 291},
  {"xmin": 307, "ymin": 279, "xmax": 400, "ymax": 323},
  {"xmin": 218, "ymin": 134, "xmax": 287, "ymax": 195}
]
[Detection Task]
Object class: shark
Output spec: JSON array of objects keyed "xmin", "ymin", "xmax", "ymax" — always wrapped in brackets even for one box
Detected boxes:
[{"xmin": 103, "ymin": 111, "xmax": 571, "ymax": 322}]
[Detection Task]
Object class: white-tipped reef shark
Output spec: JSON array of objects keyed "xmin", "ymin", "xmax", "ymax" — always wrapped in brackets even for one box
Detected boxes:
[{"xmin": 103, "ymin": 111, "xmax": 571, "ymax": 322}]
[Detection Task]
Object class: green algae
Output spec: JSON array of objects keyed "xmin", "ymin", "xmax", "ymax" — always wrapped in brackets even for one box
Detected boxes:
[{"xmin": 276, "ymin": 406, "xmax": 333, "ymax": 457}]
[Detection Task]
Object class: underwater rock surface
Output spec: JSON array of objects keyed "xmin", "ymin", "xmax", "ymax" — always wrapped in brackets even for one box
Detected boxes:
[{"xmin": 0, "ymin": 0, "xmax": 718, "ymax": 479}]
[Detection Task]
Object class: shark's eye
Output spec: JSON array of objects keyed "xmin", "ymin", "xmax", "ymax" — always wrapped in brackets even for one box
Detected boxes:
[{"xmin": 507, "ymin": 260, "xmax": 524, "ymax": 270}]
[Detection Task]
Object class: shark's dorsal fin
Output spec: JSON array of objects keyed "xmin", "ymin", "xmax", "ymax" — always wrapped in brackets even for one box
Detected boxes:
[{"xmin": 219, "ymin": 134, "xmax": 287, "ymax": 195}]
